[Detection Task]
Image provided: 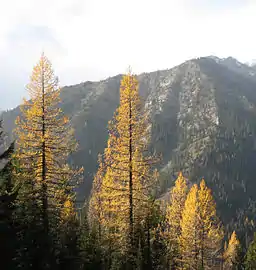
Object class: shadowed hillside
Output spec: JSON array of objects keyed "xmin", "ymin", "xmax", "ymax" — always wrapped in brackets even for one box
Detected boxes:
[{"xmin": 2, "ymin": 56, "xmax": 256, "ymax": 228}]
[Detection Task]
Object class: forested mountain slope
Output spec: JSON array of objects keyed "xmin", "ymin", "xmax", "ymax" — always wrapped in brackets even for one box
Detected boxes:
[{"xmin": 2, "ymin": 56, "xmax": 256, "ymax": 229}]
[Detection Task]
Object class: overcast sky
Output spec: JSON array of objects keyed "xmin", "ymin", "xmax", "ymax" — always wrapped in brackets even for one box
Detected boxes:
[{"xmin": 0, "ymin": 0, "xmax": 256, "ymax": 110}]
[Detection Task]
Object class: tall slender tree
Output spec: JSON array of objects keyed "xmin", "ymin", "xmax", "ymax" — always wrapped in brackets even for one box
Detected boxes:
[
  {"xmin": 245, "ymin": 233, "xmax": 256, "ymax": 270},
  {"xmin": 89, "ymin": 72, "xmax": 158, "ymax": 267},
  {"xmin": 88, "ymin": 154, "xmax": 104, "ymax": 239},
  {"xmin": 78, "ymin": 214, "xmax": 103, "ymax": 270},
  {"xmin": 197, "ymin": 179, "xmax": 223, "ymax": 269},
  {"xmin": 165, "ymin": 172, "xmax": 188, "ymax": 268},
  {"xmin": 179, "ymin": 184, "xmax": 199, "ymax": 270},
  {"xmin": 58, "ymin": 196, "xmax": 80, "ymax": 270},
  {"xmin": 223, "ymin": 231, "xmax": 241, "ymax": 270},
  {"xmin": 14, "ymin": 53, "xmax": 82, "ymax": 268},
  {"xmin": 0, "ymin": 119, "xmax": 19, "ymax": 270}
]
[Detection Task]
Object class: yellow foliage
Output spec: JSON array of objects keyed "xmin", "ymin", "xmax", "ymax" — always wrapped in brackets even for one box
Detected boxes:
[
  {"xmin": 179, "ymin": 180, "xmax": 224, "ymax": 269},
  {"xmin": 89, "ymin": 72, "xmax": 158, "ymax": 256},
  {"xmin": 166, "ymin": 172, "xmax": 188, "ymax": 266},
  {"xmin": 224, "ymin": 231, "xmax": 240, "ymax": 269},
  {"xmin": 197, "ymin": 179, "xmax": 224, "ymax": 269},
  {"xmin": 61, "ymin": 197, "xmax": 76, "ymax": 222},
  {"xmin": 179, "ymin": 184, "xmax": 199, "ymax": 270},
  {"xmin": 166, "ymin": 172, "xmax": 188, "ymax": 236},
  {"xmin": 14, "ymin": 53, "xmax": 82, "ymax": 224}
]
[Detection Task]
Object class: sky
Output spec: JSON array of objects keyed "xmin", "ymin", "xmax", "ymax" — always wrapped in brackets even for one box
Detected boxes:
[{"xmin": 0, "ymin": 0, "xmax": 256, "ymax": 110}]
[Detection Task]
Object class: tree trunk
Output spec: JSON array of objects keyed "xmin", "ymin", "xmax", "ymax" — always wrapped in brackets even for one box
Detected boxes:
[
  {"xmin": 128, "ymin": 86, "xmax": 134, "ymax": 264},
  {"xmin": 41, "ymin": 63, "xmax": 50, "ymax": 268}
]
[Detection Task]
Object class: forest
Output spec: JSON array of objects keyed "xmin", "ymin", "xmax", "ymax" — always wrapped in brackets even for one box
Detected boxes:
[{"xmin": 0, "ymin": 54, "xmax": 256, "ymax": 270}]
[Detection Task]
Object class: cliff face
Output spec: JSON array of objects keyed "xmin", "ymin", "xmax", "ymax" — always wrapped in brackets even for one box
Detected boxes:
[{"xmin": 2, "ymin": 56, "xmax": 256, "ymax": 226}]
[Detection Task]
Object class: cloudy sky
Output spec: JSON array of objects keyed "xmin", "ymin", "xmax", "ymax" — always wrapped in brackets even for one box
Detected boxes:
[{"xmin": 0, "ymin": 0, "xmax": 256, "ymax": 110}]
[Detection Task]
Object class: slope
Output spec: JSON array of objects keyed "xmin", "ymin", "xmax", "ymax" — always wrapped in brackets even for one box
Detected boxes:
[{"xmin": 2, "ymin": 56, "xmax": 256, "ymax": 227}]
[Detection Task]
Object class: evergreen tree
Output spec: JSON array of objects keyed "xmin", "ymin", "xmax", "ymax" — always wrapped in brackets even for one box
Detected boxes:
[
  {"xmin": 149, "ymin": 202, "xmax": 169, "ymax": 270},
  {"xmin": 14, "ymin": 180, "xmax": 45, "ymax": 269},
  {"xmin": 245, "ymin": 233, "xmax": 256, "ymax": 270},
  {"xmin": 134, "ymin": 198, "xmax": 161, "ymax": 270},
  {"xmin": 58, "ymin": 197, "xmax": 80, "ymax": 270},
  {"xmin": 88, "ymin": 154, "xmax": 104, "ymax": 240},
  {"xmin": 165, "ymin": 172, "xmax": 188, "ymax": 268},
  {"xmin": 78, "ymin": 213, "xmax": 103, "ymax": 270},
  {"xmin": 0, "ymin": 119, "xmax": 19, "ymax": 270}
]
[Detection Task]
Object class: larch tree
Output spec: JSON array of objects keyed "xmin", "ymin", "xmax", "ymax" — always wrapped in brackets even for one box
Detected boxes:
[
  {"xmin": 197, "ymin": 179, "xmax": 224, "ymax": 269},
  {"xmin": 165, "ymin": 171, "xmax": 188, "ymax": 268},
  {"xmin": 179, "ymin": 184, "xmax": 199, "ymax": 270},
  {"xmin": 99, "ymin": 131, "xmax": 121, "ymax": 260},
  {"xmin": 14, "ymin": 53, "xmax": 82, "ymax": 267},
  {"xmin": 223, "ymin": 231, "xmax": 241, "ymax": 269},
  {"xmin": 91, "ymin": 72, "xmax": 158, "ymax": 267}
]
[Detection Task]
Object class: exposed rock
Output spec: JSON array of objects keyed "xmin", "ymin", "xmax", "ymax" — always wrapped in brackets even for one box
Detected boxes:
[{"xmin": 2, "ymin": 56, "xmax": 256, "ymax": 226}]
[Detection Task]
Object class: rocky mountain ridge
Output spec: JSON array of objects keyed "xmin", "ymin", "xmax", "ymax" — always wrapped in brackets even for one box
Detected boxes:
[{"xmin": 2, "ymin": 56, "xmax": 256, "ymax": 228}]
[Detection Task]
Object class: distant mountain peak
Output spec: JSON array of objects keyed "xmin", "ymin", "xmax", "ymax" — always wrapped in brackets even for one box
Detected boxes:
[
  {"xmin": 207, "ymin": 55, "xmax": 242, "ymax": 65},
  {"xmin": 207, "ymin": 55, "xmax": 222, "ymax": 62},
  {"xmin": 223, "ymin": 56, "xmax": 243, "ymax": 66},
  {"xmin": 2, "ymin": 55, "xmax": 256, "ymax": 227},
  {"xmin": 204, "ymin": 55, "xmax": 256, "ymax": 78}
]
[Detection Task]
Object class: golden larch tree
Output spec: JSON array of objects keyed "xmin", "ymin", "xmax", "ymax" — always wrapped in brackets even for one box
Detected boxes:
[
  {"xmin": 14, "ymin": 53, "xmax": 82, "ymax": 237},
  {"xmin": 223, "ymin": 231, "xmax": 240, "ymax": 269},
  {"xmin": 100, "ymin": 131, "xmax": 121, "ymax": 253},
  {"xmin": 91, "ymin": 72, "xmax": 158, "ymax": 265},
  {"xmin": 166, "ymin": 172, "xmax": 188, "ymax": 268},
  {"xmin": 179, "ymin": 184, "xmax": 199, "ymax": 270},
  {"xmin": 60, "ymin": 196, "xmax": 76, "ymax": 223},
  {"xmin": 197, "ymin": 179, "xmax": 224, "ymax": 269}
]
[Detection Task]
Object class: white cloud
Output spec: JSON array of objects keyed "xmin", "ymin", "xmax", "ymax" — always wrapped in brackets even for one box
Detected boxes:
[{"xmin": 0, "ymin": 0, "xmax": 256, "ymax": 109}]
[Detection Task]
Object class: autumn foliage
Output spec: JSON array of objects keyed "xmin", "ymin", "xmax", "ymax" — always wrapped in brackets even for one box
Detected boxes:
[
  {"xmin": 89, "ymin": 72, "xmax": 158, "ymax": 267},
  {"xmin": 0, "ymin": 54, "xmax": 251, "ymax": 270},
  {"xmin": 12, "ymin": 53, "xmax": 82, "ymax": 268}
]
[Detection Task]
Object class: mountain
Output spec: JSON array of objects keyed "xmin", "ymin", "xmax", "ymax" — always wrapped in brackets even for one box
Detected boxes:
[{"xmin": 2, "ymin": 56, "xmax": 256, "ymax": 228}]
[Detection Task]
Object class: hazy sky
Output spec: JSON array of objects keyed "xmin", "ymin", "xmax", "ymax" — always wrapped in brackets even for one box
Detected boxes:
[{"xmin": 0, "ymin": 0, "xmax": 256, "ymax": 110}]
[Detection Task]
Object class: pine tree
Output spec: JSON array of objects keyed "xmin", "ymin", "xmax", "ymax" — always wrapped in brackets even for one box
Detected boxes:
[
  {"xmin": 197, "ymin": 179, "xmax": 223, "ymax": 269},
  {"xmin": 0, "ymin": 119, "xmax": 19, "ymax": 270},
  {"xmin": 0, "ymin": 120, "xmax": 16, "ymax": 197},
  {"xmin": 151, "ymin": 223, "xmax": 169, "ymax": 270},
  {"xmin": 165, "ymin": 172, "xmax": 188, "ymax": 268},
  {"xmin": 245, "ymin": 233, "xmax": 256, "ymax": 270},
  {"xmin": 78, "ymin": 213, "xmax": 103, "ymax": 270},
  {"xmin": 58, "ymin": 196, "xmax": 80, "ymax": 270},
  {"xmin": 13, "ymin": 158, "xmax": 46, "ymax": 269},
  {"xmin": 223, "ymin": 231, "xmax": 241, "ymax": 269},
  {"xmin": 147, "ymin": 201, "xmax": 168, "ymax": 270},
  {"xmin": 88, "ymin": 154, "xmax": 104, "ymax": 240},
  {"xmin": 90, "ymin": 72, "xmax": 158, "ymax": 267},
  {"xmin": 13, "ymin": 53, "xmax": 82, "ymax": 268},
  {"xmin": 179, "ymin": 184, "xmax": 199, "ymax": 270}
]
